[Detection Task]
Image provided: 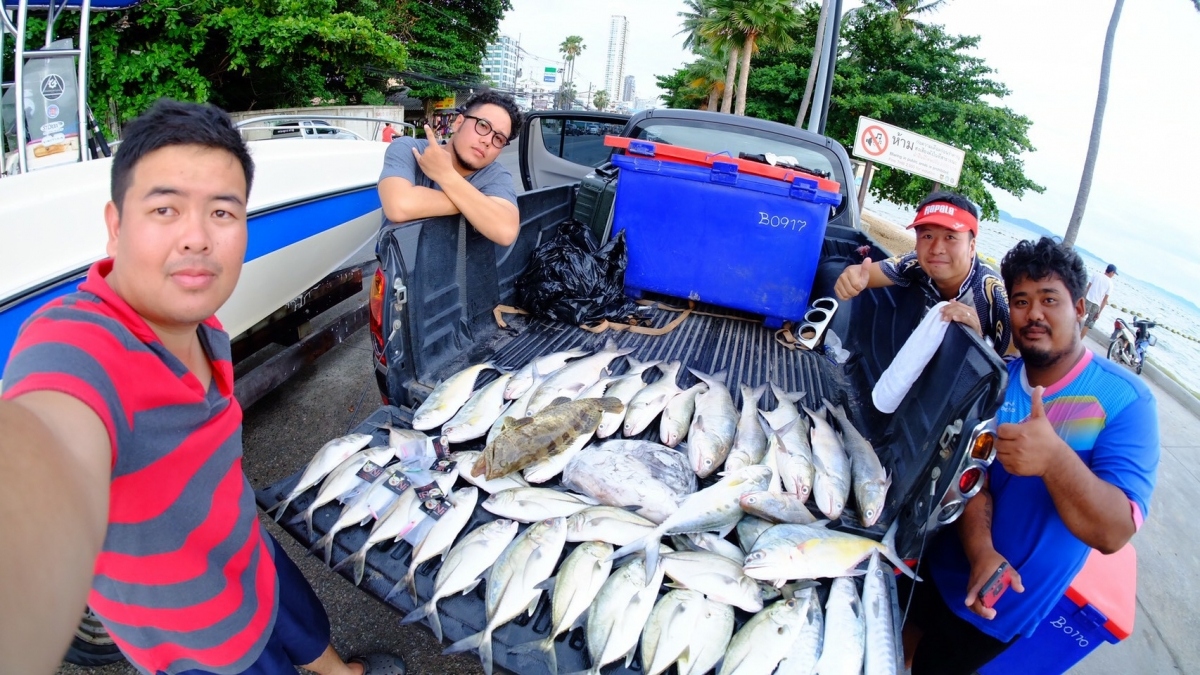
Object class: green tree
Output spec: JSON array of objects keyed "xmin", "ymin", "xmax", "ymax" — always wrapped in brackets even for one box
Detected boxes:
[
  {"xmin": 556, "ymin": 81, "xmax": 578, "ymax": 109},
  {"xmin": 863, "ymin": 0, "xmax": 949, "ymax": 31},
  {"xmin": 559, "ymin": 35, "xmax": 585, "ymax": 86},
  {"xmin": 593, "ymin": 89, "xmax": 610, "ymax": 111},
  {"xmin": 728, "ymin": 0, "xmax": 801, "ymax": 116}
]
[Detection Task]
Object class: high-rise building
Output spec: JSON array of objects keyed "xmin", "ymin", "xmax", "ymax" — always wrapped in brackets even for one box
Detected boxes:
[
  {"xmin": 604, "ymin": 16, "xmax": 629, "ymax": 102},
  {"xmin": 622, "ymin": 75, "xmax": 636, "ymax": 103},
  {"xmin": 482, "ymin": 35, "xmax": 519, "ymax": 92}
]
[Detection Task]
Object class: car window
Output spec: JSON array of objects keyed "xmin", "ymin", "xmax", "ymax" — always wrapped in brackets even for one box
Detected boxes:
[{"xmin": 538, "ymin": 118, "xmax": 615, "ymax": 168}]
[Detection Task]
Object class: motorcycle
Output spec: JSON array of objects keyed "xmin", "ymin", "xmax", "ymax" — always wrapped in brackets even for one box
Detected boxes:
[{"xmin": 1108, "ymin": 317, "xmax": 1157, "ymax": 375}]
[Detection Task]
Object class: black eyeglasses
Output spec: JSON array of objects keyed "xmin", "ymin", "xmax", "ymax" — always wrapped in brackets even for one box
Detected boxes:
[{"xmin": 460, "ymin": 113, "xmax": 510, "ymax": 149}]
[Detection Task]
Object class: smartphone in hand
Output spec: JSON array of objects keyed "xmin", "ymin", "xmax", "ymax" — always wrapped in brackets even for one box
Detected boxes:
[{"xmin": 979, "ymin": 562, "xmax": 1013, "ymax": 609}]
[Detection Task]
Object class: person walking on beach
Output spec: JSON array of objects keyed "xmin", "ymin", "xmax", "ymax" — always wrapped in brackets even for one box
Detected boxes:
[
  {"xmin": 1081, "ymin": 263, "xmax": 1117, "ymax": 338},
  {"xmin": 898, "ymin": 237, "xmax": 1158, "ymax": 675},
  {"xmin": 0, "ymin": 100, "xmax": 405, "ymax": 675},
  {"xmin": 834, "ymin": 191, "xmax": 1013, "ymax": 358}
]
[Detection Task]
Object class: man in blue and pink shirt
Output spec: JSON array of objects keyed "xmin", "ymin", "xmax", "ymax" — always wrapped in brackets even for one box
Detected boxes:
[{"xmin": 900, "ymin": 236, "xmax": 1159, "ymax": 675}]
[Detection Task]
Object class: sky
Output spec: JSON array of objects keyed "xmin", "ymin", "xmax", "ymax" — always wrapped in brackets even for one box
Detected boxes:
[{"xmin": 497, "ymin": 0, "xmax": 1200, "ymax": 305}]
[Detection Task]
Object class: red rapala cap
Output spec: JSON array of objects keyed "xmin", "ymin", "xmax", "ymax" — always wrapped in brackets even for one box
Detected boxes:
[{"xmin": 907, "ymin": 200, "xmax": 979, "ymax": 236}]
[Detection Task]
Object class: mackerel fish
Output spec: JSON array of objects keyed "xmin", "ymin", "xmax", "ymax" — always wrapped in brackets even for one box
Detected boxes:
[
  {"xmin": 478, "ymin": 396, "xmax": 622, "ymax": 480},
  {"xmin": 623, "ymin": 361, "xmax": 683, "ymax": 436},
  {"xmin": 506, "ymin": 348, "xmax": 589, "ymax": 400},
  {"xmin": 805, "ymin": 405, "xmax": 851, "ymax": 520},
  {"xmin": 687, "ymin": 368, "xmax": 738, "ymax": 477},
  {"xmin": 718, "ymin": 596, "xmax": 809, "ymax": 675},
  {"xmin": 726, "ymin": 383, "xmax": 769, "ymax": 471},
  {"xmin": 827, "ymin": 400, "xmax": 891, "ymax": 528},
  {"xmin": 266, "ymin": 432, "xmax": 373, "ymax": 520},
  {"xmin": 527, "ymin": 339, "xmax": 633, "ymax": 415},
  {"xmin": 659, "ymin": 382, "xmax": 706, "ymax": 447},
  {"xmin": 412, "ymin": 362, "xmax": 496, "ymax": 430},
  {"xmin": 814, "ymin": 577, "xmax": 865, "ymax": 675},
  {"xmin": 441, "ymin": 372, "xmax": 513, "ymax": 443}
]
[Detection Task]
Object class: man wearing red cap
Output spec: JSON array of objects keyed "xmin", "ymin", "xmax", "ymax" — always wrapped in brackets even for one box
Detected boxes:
[{"xmin": 835, "ymin": 191, "xmax": 1012, "ymax": 358}]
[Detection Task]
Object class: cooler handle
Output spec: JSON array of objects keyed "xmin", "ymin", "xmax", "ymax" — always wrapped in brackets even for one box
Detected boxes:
[
  {"xmin": 790, "ymin": 175, "xmax": 818, "ymax": 200},
  {"xmin": 710, "ymin": 161, "xmax": 739, "ymax": 185}
]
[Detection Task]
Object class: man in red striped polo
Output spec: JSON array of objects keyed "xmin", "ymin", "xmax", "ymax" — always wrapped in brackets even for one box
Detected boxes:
[{"xmin": 0, "ymin": 100, "xmax": 404, "ymax": 675}]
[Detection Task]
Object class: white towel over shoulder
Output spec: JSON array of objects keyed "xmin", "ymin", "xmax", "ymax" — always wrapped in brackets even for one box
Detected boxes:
[{"xmin": 872, "ymin": 301, "xmax": 951, "ymax": 413}]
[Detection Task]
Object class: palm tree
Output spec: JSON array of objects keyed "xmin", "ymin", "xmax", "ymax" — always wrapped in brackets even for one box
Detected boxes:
[
  {"xmin": 684, "ymin": 45, "xmax": 730, "ymax": 110},
  {"xmin": 593, "ymin": 90, "xmax": 610, "ymax": 111},
  {"xmin": 864, "ymin": 0, "xmax": 948, "ymax": 31},
  {"xmin": 728, "ymin": 0, "xmax": 802, "ymax": 116},
  {"xmin": 678, "ymin": 0, "xmax": 742, "ymax": 114},
  {"xmin": 556, "ymin": 81, "xmax": 577, "ymax": 109},
  {"xmin": 558, "ymin": 35, "xmax": 585, "ymax": 88},
  {"xmin": 796, "ymin": 0, "xmax": 831, "ymax": 127}
]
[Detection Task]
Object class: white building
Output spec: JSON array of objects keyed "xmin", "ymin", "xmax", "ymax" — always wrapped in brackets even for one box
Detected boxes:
[
  {"xmin": 604, "ymin": 16, "xmax": 629, "ymax": 102},
  {"xmin": 482, "ymin": 35, "xmax": 519, "ymax": 92},
  {"xmin": 622, "ymin": 75, "xmax": 636, "ymax": 103}
]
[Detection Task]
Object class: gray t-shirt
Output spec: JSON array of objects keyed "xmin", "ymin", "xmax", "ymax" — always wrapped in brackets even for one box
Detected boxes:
[{"xmin": 378, "ymin": 137, "xmax": 518, "ymax": 222}]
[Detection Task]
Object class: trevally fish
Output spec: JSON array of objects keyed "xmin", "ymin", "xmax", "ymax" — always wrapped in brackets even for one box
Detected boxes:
[
  {"xmin": 267, "ymin": 432, "xmax": 373, "ymax": 520},
  {"xmin": 640, "ymin": 589, "xmax": 706, "ymax": 675},
  {"xmin": 660, "ymin": 382, "xmax": 706, "ymax": 447},
  {"xmin": 294, "ymin": 445, "xmax": 395, "ymax": 539},
  {"xmin": 814, "ymin": 577, "xmax": 865, "ymax": 675},
  {"xmin": 718, "ymin": 596, "xmax": 809, "ymax": 675},
  {"xmin": 576, "ymin": 374, "xmax": 619, "ymax": 400},
  {"xmin": 737, "ymin": 516, "xmax": 775, "ymax": 554},
  {"xmin": 566, "ymin": 506, "xmax": 657, "ymax": 546},
  {"xmin": 687, "ymin": 368, "xmax": 738, "ymax": 478},
  {"xmin": 762, "ymin": 414, "xmax": 815, "ymax": 503},
  {"xmin": 450, "ymin": 451, "xmax": 530, "ymax": 493},
  {"xmin": 674, "ymin": 595, "xmax": 735, "ymax": 675},
  {"xmin": 725, "ymin": 383, "xmax": 769, "ymax": 471},
  {"xmin": 412, "ymin": 362, "xmax": 496, "ymax": 431},
  {"xmin": 672, "ymin": 531, "xmax": 746, "ymax": 565},
  {"xmin": 399, "ymin": 519, "xmax": 518, "ymax": 641},
  {"xmin": 805, "ymin": 405, "xmax": 851, "ymax": 520},
  {"xmin": 479, "ymin": 397, "xmax": 622, "ymax": 480},
  {"xmin": 775, "ymin": 587, "xmax": 824, "ymax": 675},
  {"xmin": 399, "ymin": 486, "xmax": 479, "ymax": 602},
  {"xmin": 743, "ymin": 520, "xmax": 917, "ymax": 584},
  {"xmin": 308, "ymin": 460, "xmax": 406, "ymax": 564},
  {"xmin": 488, "ymin": 363, "xmax": 547, "ymax": 446},
  {"xmin": 579, "ymin": 555, "xmax": 667, "ymax": 675},
  {"xmin": 660, "ymin": 550, "xmax": 763, "ymax": 612},
  {"xmin": 506, "ymin": 348, "xmax": 590, "ymax": 400},
  {"xmin": 826, "ymin": 401, "xmax": 891, "ymax": 528},
  {"xmin": 441, "ymin": 373, "xmax": 513, "ymax": 443},
  {"xmin": 623, "ymin": 361, "xmax": 683, "ymax": 437},
  {"xmin": 595, "ymin": 358, "xmax": 660, "ymax": 438},
  {"xmin": 740, "ymin": 490, "xmax": 818, "ymax": 525},
  {"xmin": 482, "ymin": 487, "xmax": 597, "ymax": 522},
  {"xmin": 527, "ymin": 339, "xmax": 633, "ymax": 415}
]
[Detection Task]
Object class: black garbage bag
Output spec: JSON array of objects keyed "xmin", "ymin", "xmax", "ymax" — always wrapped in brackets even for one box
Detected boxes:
[{"xmin": 516, "ymin": 220, "xmax": 640, "ymax": 325}]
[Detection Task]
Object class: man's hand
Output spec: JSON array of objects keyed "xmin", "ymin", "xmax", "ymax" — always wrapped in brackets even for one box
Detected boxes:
[
  {"xmin": 964, "ymin": 552, "xmax": 1024, "ymax": 620},
  {"xmin": 412, "ymin": 125, "xmax": 456, "ymax": 184},
  {"xmin": 941, "ymin": 299, "xmax": 983, "ymax": 336},
  {"xmin": 996, "ymin": 386, "xmax": 1069, "ymax": 477},
  {"xmin": 834, "ymin": 256, "xmax": 873, "ymax": 300}
]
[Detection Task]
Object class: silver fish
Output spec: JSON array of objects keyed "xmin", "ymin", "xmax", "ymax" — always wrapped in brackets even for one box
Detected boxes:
[
  {"xmin": 595, "ymin": 358, "xmax": 660, "ymax": 438},
  {"xmin": 399, "ymin": 486, "xmax": 479, "ymax": 602},
  {"xmin": 528, "ymin": 338, "xmax": 634, "ymax": 415},
  {"xmin": 725, "ymin": 383, "xmax": 769, "ymax": 471},
  {"xmin": 815, "ymin": 577, "xmax": 865, "ymax": 675},
  {"xmin": 566, "ymin": 506, "xmax": 657, "ymax": 546},
  {"xmin": 762, "ymin": 414, "xmax": 815, "ymax": 503},
  {"xmin": 381, "ymin": 425, "xmax": 429, "ymax": 454},
  {"xmin": 577, "ymin": 374, "xmax": 619, "ymax": 400},
  {"xmin": 441, "ymin": 373, "xmax": 514, "ymax": 443},
  {"xmin": 623, "ymin": 361, "xmax": 683, "ymax": 437},
  {"xmin": 805, "ymin": 405, "xmax": 851, "ymax": 520},
  {"xmin": 763, "ymin": 383, "xmax": 806, "ymax": 430},
  {"xmin": 560, "ymin": 440, "xmax": 697, "ymax": 524},
  {"xmin": 267, "ymin": 433, "xmax": 374, "ymax": 519},
  {"xmin": 863, "ymin": 551, "xmax": 899, "ymax": 675},
  {"xmin": 680, "ymin": 531, "xmax": 746, "ymax": 565},
  {"xmin": 827, "ymin": 401, "xmax": 891, "ymax": 528},
  {"xmin": 295, "ymin": 445, "xmax": 395, "ymax": 540},
  {"xmin": 718, "ymin": 596, "xmax": 809, "ymax": 675},
  {"xmin": 481, "ymin": 487, "xmax": 597, "ymax": 522},
  {"xmin": 743, "ymin": 520, "xmax": 917, "ymax": 584},
  {"xmin": 740, "ymin": 490, "xmax": 818, "ymax": 525},
  {"xmin": 450, "ymin": 451, "xmax": 530, "ymax": 493},
  {"xmin": 660, "ymin": 382, "xmax": 707, "ymax": 447},
  {"xmin": 522, "ymin": 418, "xmax": 597, "ymax": 484},
  {"xmin": 506, "ymin": 348, "xmax": 590, "ymax": 400},
  {"xmin": 737, "ymin": 516, "xmax": 774, "ymax": 554},
  {"xmin": 412, "ymin": 362, "xmax": 496, "ymax": 430},
  {"xmin": 581, "ymin": 555, "xmax": 667, "ymax": 675},
  {"xmin": 660, "ymin": 550, "xmax": 763, "ymax": 612},
  {"xmin": 308, "ymin": 460, "xmax": 406, "ymax": 564},
  {"xmin": 674, "ymin": 596, "xmax": 735, "ymax": 675},
  {"xmin": 775, "ymin": 587, "xmax": 824, "ymax": 675},
  {"xmin": 687, "ymin": 369, "xmax": 738, "ymax": 478},
  {"xmin": 444, "ymin": 517, "xmax": 568, "ymax": 675},
  {"xmin": 399, "ymin": 519, "xmax": 518, "ymax": 641},
  {"xmin": 509, "ymin": 541, "xmax": 614, "ymax": 675},
  {"xmin": 488, "ymin": 364, "xmax": 547, "ymax": 446},
  {"xmin": 641, "ymin": 589, "xmax": 707, "ymax": 675},
  {"xmin": 610, "ymin": 465, "xmax": 773, "ymax": 583}
]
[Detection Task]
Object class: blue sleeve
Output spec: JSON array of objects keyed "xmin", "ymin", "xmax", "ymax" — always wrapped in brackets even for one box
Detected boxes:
[
  {"xmin": 379, "ymin": 137, "xmax": 424, "ymax": 184},
  {"xmin": 1090, "ymin": 389, "xmax": 1159, "ymax": 517},
  {"xmin": 878, "ymin": 252, "xmax": 919, "ymax": 287}
]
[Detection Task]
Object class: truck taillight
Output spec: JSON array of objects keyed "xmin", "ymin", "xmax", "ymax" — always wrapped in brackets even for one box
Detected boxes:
[
  {"xmin": 970, "ymin": 430, "xmax": 995, "ymax": 462},
  {"xmin": 958, "ymin": 465, "xmax": 984, "ymax": 498},
  {"xmin": 369, "ymin": 268, "xmax": 386, "ymax": 362}
]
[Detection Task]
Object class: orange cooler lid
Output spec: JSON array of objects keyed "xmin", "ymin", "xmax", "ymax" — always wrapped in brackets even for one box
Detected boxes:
[{"xmin": 1064, "ymin": 543, "xmax": 1137, "ymax": 640}]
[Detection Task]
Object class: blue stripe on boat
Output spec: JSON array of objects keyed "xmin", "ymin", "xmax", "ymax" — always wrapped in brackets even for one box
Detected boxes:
[{"xmin": 1, "ymin": 187, "xmax": 381, "ymax": 375}]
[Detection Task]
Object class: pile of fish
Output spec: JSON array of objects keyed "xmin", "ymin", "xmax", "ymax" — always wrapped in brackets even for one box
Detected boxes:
[{"xmin": 268, "ymin": 339, "xmax": 912, "ymax": 675}]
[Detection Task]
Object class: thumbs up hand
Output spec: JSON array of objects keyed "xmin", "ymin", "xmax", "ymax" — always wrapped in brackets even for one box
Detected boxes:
[
  {"xmin": 995, "ymin": 387, "xmax": 1069, "ymax": 477},
  {"xmin": 835, "ymin": 257, "xmax": 874, "ymax": 300}
]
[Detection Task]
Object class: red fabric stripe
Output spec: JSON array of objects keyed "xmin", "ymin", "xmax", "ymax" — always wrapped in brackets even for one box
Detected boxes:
[
  {"xmin": 96, "ymin": 536, "xmax": 277, "ymax": 671},
  {"xmin": 107, "ymin": 406, "xmax": 241, "ymax": 524},
  {"xmin": 95, "ymin": 459, "xmax": 244, "ymax": 584},
  {"xmin": 2, "ymin": 372, "xmax": 120, "ymax": 467}
]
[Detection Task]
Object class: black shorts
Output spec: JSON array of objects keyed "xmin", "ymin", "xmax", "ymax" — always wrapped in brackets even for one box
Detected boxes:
[{"xmin": 898, "ymin": 571, "xmax": 1016, "ymax": 675}]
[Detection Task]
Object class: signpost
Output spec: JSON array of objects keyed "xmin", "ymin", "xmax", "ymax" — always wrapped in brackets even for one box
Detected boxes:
[
  {"xmin": 543, "ymin": 66, "xmax": 558, "ymax": 84},
  {"xmin": 852, "ymin": 116, "xmax": 965, "ymax": 187}
]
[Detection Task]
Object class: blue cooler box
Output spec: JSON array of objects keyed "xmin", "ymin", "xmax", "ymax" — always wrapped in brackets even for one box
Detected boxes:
[
  {"xmin": 610, "ymin": 153, "xmax": 841, "ymax": 328},
  {"xmin": 980, "ymin": 544, "xmax": 1137, "ymax": 675}
]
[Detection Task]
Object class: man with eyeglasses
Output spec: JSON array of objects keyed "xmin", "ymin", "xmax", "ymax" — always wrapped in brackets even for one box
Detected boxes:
[{"xmin": 378, "ymin": 91, "xmax": 522, "ymax": 245}]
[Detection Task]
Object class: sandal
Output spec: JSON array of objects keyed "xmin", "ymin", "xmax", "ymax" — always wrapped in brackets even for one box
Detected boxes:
[{"xmin": 348, "ymin": 653, "xmax": 407, "ymax": 675}]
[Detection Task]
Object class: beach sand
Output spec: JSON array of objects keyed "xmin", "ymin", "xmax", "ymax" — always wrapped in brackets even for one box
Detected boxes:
[{"xmin": 862, "ymin": 210, "xmax": 915, "ymax": 257}]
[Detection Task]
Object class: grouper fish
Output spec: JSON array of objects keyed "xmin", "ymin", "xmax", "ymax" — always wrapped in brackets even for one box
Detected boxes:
[{"xmin": 477, "ymin": 396, "xmax": 623, "ymax": 480}]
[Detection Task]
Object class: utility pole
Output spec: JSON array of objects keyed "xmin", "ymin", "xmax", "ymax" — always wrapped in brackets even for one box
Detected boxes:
[{"xmin": 585, "ymin": 82, "xmax": 593, "ymax": 110}]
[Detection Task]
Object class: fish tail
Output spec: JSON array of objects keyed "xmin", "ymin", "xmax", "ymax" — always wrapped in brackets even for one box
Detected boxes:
[
  {"xmin": 265, "ymin": 495, "xmax": 293, "ymax": 521},
  {"xmin": 444, "ymin": 629, "xmax": 492, "ymax": 675},
  {"xmin": 750, "ymin": 382, "xmax": 769, "ymax": 404},
  {"xmin": 400, "ymin": 598, "xmax": 445, "ymax": 641},
  {"xmin": 405, "ymin": 565, "xmax": 419, "ymax": 604},
  {"xmin": 882, "ymin": 519, "xmax": 920, "ymax": 580},
  {"xmin": 303, "ymin": 508, "xmax": 316, "ymax": 541},
  {"xmin": 321, "ymin": 531, "xmax": 336, "ymax": 566},
  {"xmin": 308, "ymin": 530, "xmax": 332, "ymax": 558},
  {"xmin": 351, "ymin": 550, "xmax": 369, "ymax": 586},
  {"xmin": 508, "ymin": 636, "xmax": 556, "ymax": 675}
]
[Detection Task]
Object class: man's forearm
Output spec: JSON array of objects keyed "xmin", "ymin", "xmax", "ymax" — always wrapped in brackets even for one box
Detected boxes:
[
  {"xmin": 380, "ymin": 182, "xmax": 460, "ymax": 223},
  {"xmin": 438, "ymin": 173, "xmax": 519, "ymax": 246},
  {"xmin": 1042, "ymin": 447, "xmax": 1134, "ymax": 553},
  {"xmin": 957, "ymin": 486, "xmax": 996, "ymax": 562}
]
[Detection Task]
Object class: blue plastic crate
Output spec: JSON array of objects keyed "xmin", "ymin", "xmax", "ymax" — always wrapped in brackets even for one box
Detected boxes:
[{"xmin": 610, "ymin": 153, "xmax": 841, "ymax": 328}]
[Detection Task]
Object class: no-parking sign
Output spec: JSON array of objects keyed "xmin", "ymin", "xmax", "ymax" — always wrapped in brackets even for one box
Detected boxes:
[{"xmin": 852, "ymin": 116, "xmax": 965, "ymax": 187}]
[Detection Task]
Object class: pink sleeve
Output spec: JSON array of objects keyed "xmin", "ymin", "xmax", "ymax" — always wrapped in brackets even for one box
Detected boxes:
[{"xmin": 1130, "ymin": 499, "xmax": 1144, "ymax": 532}]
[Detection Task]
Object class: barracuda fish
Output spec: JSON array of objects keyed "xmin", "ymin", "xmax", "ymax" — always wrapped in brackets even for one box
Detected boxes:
[
  {"xmin": 399, "ymin": 519, "xmax": 518, "ymax": 641},
  {"xmin": 480, "ymin": 397, "xmax": 621, "ymax": 480},
  {"xmin": 763, "ymin": 383, "xmax": 806, "ymax": 430},
  {"xmin": 725, "ymin": 383, "xmax": 769, "ymax": 471},
  {"xmin": 450, "ymin": 451, "xmax": 530, "ymax": 493},
  {"xmin": 863, "ymin": 551, "xmax": 899, "ymax": 675},
  {"xmin": 674, "ymin": 596, "xmax": 735, "ymax": 675},
  {"xmin": 527, "ymin": 339, "xmax": 634, "ymax": 415},
  {"xmin": 826, "ymin": 400, "xmax": 891, "ymax": 528},
  {"xmin": 293, "ymin": 445, "xmax": 395, "ymax": 539},
  {"xmin": 441, "ymin": 373, "xmax": 514, "ymax": 443},
  {"xmin": 566, "ymin": 506, "xmax": 657, "ymax": 546},
  {"xmin": 481, "ymin": 487, "xmax": 597, "ymax": 522},
  {"xmin": 560, "ymin": 439, "xmax": 697, "ymax": 524},
  {"xmin": 267, "ymin": 433, "xmax": 374, "ymax": 520},
  {"xmin": 412, "ymin": 362, "xmax": 496, "ymax": 431},
  {"xmin": 488, "ymin": 363, "xmax": 546, "ymax": 446},
  {"xmin": 579, "ymin": 555, "xmax": 668, "ymax": 675},
  {"xmin": 659, "ymin": 382, "xmax": 707, "ymax": 447},
  {"xmin": 444, "ymin": 517, "xmax": 568, "ymax": 675},
  {"xmin": 687, "ymin": 369, "xmax": 738, "ymax": 478},
  {"xmin": 506, "ymin": 348, "xmax": 590, "ymax": 400},
  {"xmin": 718, "ymin": 596, "xmax": 809, "ymax": 675},
  {"xmin": 623, "ymin": 361, "xmax": 683, "ymax": 437},
  {"xmin": 610, "ymin": 465, "xmax": 773, "ymax": 583},
  {"xmin": 805, "ymin": 405, "xmax": 851, "ymax": 520},
  {"xmin": 775, "ymin": 587, "xmax": 824, "ymax": 675},
  {"xmin": 595, "ymin": 358, "xmax": 660, "ymax": 438},
  {"xmin": 737, "ymin": 516, "xmax": 775, "ymax": 554},
  {"xmin": 740, "ymin": 490, "xmax": 818, "ymax": 525},
  {"xmin": 815, "ymin": 577, "xmax": 865, "ymax": 675},
  {"xmin": 640, "ymin": 589, "xmax": 706, "ymax": 675},
  {"xmin": 509, "ymin": 541, "xmax": 614, "ymax": 675},
  {"xmin": 398, "ymin": 486, "xmax": 479, "ymax": 603},
  {"xmin": 743, "ymin": 520, "xmax": 917, "ymax": 584},
  {"xmin": 761, "ymin": 414, "xmax": 815, "ymax": 502},
  {"xmin": 660, "ymin": 550, "xmax": 763, "ymax": 612}
]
